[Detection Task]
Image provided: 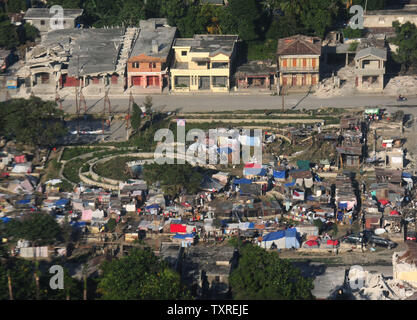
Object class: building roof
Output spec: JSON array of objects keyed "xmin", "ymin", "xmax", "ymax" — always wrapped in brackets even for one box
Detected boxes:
[
  {"xmin": 173, "ymin": 34, "xmax": 238, "ymax": 57},
  {"xmin": 277, "ymin": 35, "xmax": 322, "ymax": 56},
  {"xmin": 129, "ymin": 22, "xmax": 177, "ymax": 61},
  {"xmin": 24, "ymin": 8, "xmax": 83, "ymax": 19},
  {"xmin": 235, "ymin": 60, "xmax": 277, "ymax": 76},
  {"xmin": 355, "ymin": 47, "xmax": 387, "ymax": 60},
  {"xmin": 42, "ymin": 28, "xmax": 125, "ymax": 76}
]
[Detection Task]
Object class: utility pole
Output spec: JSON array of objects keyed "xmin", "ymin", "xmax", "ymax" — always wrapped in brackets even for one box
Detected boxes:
[
  {"xmin": 79, "ymin": 90, "xmax": 87, "ymax": 114},
  {"xmin": 281, "ymin": 85, "xmax": 285, "ymax": 112}
]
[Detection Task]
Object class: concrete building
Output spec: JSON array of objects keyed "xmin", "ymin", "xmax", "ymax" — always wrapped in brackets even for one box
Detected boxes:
[
  {"xmin": 127, "ymin": 19, "xmax": 177, "ymax": 93},
  {"xmin": 24, "ymin": 8, "xmax": 83, "ymax": 33},
  {"xmin": 354, "ymin": 47, "xmax": 387, "ymax": 92},
  {"xmin": 235, "ymin": 60, "xmax": 277, "ymax": 91},
  {"xmin": 170, "ymin": 34, "xmax": 238, "ymax": 93},
  {"xmin": 364, "ymin": 1, "xmax": 417, "ymax": 37},
  {"xmin": 277, "ymin": 35, "xmax": 322, "ymax": 93},
  {"xmin": 23, "ymin": 27, "xmax": 135, "ymax": 95}
]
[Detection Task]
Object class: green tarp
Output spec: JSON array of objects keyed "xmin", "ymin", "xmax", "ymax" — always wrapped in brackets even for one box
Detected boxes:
[
  {"xmin": 365, "ymin": 108, "xmax": 380, "ymax": 115},
  {"xmin": 297, "ymin": 160, "xmax": 310, "ymax": 171}
]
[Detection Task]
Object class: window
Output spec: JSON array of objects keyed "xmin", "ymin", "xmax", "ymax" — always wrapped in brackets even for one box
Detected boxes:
[
  {"xmin": 197, "ymin": 61, "xmax": 206, "ymax": 66},
  {"xmin": 212, "ymin": 62, "xmax": 228, "ymax": 69},
  {"xmin": 132, "ymin": 62, "xmax": 139, "ymax": 68},
  {"xmin": 181, "ymin": 51, "xmax": 187, "ymax": 56},
  {"xmin": 40, "ymin": 20, "xmax": 45, "ymax": 25}
]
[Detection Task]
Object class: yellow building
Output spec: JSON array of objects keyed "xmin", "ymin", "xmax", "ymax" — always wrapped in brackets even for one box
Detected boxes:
[
  {"xmin": 170, "ymin": 35, "xmax": 238, "ymax": 93},
  {"xmin": 277, "ymin": 35, "xmax": 322, "ymax": 92}
]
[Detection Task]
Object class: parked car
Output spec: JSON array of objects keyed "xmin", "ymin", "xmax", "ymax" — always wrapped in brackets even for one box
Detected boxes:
[{"xmin": 341, "ymin": 231, "xmax": 397, "ymax": 249}]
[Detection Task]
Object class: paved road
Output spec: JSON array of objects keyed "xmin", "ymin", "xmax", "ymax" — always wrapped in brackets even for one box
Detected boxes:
[{"xmin": 55, "ymin": 93, "xmax": 417, "ymax": 114}]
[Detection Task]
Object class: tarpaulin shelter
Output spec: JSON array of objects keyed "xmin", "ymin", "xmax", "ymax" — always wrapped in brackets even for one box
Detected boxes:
[
  {"xmin": 273, "ymin": 170, "xmax": 286, "ymax": 179},
  {"xmin": 0, "ymin": 217, "xmax": 11, "ymax": 223},
  {"xmin": 303, "ymin": 240, "xmax": 319, "ymax": 248},
  {"xmin": 261, "ymin": 230, "xmax": 286, "ymax": 249},
  {"xmin": 233, "ymin": 178, "xmax": 252, "ymax": 185},
  {"xmin": 378, "ymin": 199, "xmax": 389, "ymax": 206},
  {"xmin": 390, "ymin": 210, "xmax": 400, "ymax": 216},
  {"xmin": 297, "ymin": 160, "xmax": 311, "ymax": 171},
  {"xmin": 54, "ymin": 198, "xmax": 69, "ymax": 207},
  {"xmin": 81, "ymin": 209, "xmax": 93, "ymax": 221},
  {"xmin": 243, "ymin": 167, "xmax": 266, "ymax": 176},
  {"xmin": 170, "ymin": 223, "xmax": 187, "ymax": 233}
]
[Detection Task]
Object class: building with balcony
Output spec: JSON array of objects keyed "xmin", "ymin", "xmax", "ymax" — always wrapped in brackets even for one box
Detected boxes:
[
  {"xmin": 277, "ymin": 35, "xmax": 322, "ymax": 92},
  {"xmin": 354, "ymin": 47, "xmax": 387, "ymax": 92},
  {"xmin": 170, "ymin": 35, "xmax": 238, "ymax": 93},
  {"xmin": 127, "ymin": 19, "xmax": 177, "ymax": 93}
]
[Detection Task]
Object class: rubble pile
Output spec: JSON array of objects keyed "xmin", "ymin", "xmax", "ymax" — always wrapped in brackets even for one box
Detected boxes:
[
  {"xmin": 313, "ymin": 77, "xmax": 355, "ymax": 97},
  {"xmin": 384, "ymin": 76, "xmax": 417, "ymax": 95},
  {"xmin": 349, "ymin": 268, "xmax": 417, "ymax": 300}
]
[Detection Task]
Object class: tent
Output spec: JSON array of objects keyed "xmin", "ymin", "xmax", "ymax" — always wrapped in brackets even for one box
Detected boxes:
[
  {"xmin": 273, "ymin": 170, "xmax": 286, "ymax": 179},
  {"xmin": 303, "ymin": 240, "xmax": 319, "ymax": 248},
  {"xmin": 285, "ymin": 228, "xmax": 300, "ymax": 249},
  {"xmin": 243, "ymin": 167, "xmax": 266, "ymax": 176},
  {"xmin": 170, "ymin": 223, "xmax": 187, "ymax": 233},
  {"xmin": 16, "ymin": 199, "xmax": 31, "ymax": 205},
  {"xmin": 297, "ymin": 160, "xmax": 310, "ymax": 171},
  {"xmin": 145, "ymin": 204, "xmax": 159, "ymax": 210},
  {"xmin": 54, "ymin": 198, "xmax": 69, "ymax": 207},
  {"xmin": 233, "ymin": 178, "xmax": 252, "ymax": 185},
  {"xmin": 261, "ymin": 231, "xmax": 286, "ymax": 249}
]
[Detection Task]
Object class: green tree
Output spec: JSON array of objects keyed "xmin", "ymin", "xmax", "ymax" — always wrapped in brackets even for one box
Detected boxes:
[
  {"xmin": 97, "ymin": 248, "xmax": 189, "ymax": 299},
  {"xmin": 0, "ymin": 97, "xmax": 67, "ymax": 150},
  {"xmin": 160, "ymin": 0, "xmax": 187, "ymax": 27},
  {"xmin": 0, "ymin": 258, "xmax": 36, "ymax": 300},
  {"xmin": 229, "ymin": 244, "xmax": 314, "ymax": 299},
  {"xmin": 143, "ymin": 163, "xmax": 203, "ymax": 197},
  {"xmin": 390, "ymin": 21, "xmax": 417, "ymax": 73},
  {"xmin": 4, "ymin": 213, "xmax": 62, "ymax": 245},
  {"xmin": 0, "ymin": 13, "xmax": 19, "ymax": 49},
  {"xmin": 106, "ymin": 218, "xmax": 117, "ymax": 233},
  {"xmin": 226, "ymin": 0, "xmax": 260, "ymax": 41},
  {"xmin": 131, "ymin": 102, "xmax": 142, "ymax": 131}
]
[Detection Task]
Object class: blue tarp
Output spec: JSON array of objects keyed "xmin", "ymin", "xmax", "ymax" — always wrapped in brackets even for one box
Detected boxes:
[
  {"xmin": 243, "ymin": 168, "xmax": 266, "ymax": 176},
  {"xmin": 338, "ymin": 202, "xmax": 348, "ymax": 209},
  {"xmin": 248, "ymin": 222, "xmax": 255, "ymax": 229},
  {"xmin": 233, "ymin": 178, "xmax": 252, "ymax": 185},
  {"xmin": 173, "ymin": 233, "xmax": 194, "ymax": 239},
  {"xmin": 314, "ymin": 174, "xmax": 322, "ymax": 182},
  {"xmin": 262, "ymin": 230, "xmax": 285, "ymax": 242},
  {"xmin": 337, "ymin": 211, "xmax": 344, "ymax": 221},
  {"xmin": 0, "ymin": 217, "xmax": 11, "ymax": 223},
  {"xmin": 285, "ymin": 235, "xmax": 300, "ymax": 249},
  {"xmin": 146, "ymin": 204, "xmax": 159, "ymax": 210},
  {"xmin": 55, "ymin": 199, "xmax": 69, "ymax": 206},
  {"xmin": 402, "ymin": 172, "xmax": 412, "ymax": 178},
  {"xmin": 70, "ymin": 221, "xmax": 87, "ymax": 228},
  {"xmin": 17, "ymin": 199, "xmax": 31, "ymax": 205},
  {"xmin": 307, "ymin": 195, "xmax": 315, "ymax": 201},
  {"xmin": 273, "ymin": 170, "xmax": 286, "ymax": 179},
  {"xmin": 217, "ymin": 147, "xmax": 233, "ymax": 154},
  {"xmin": 285, "ymin": 227, "xmax": 297, "ymax": 238},
  {"xmin": 284, "ymin": 182, "xmax": 296, "ymax": 187}
]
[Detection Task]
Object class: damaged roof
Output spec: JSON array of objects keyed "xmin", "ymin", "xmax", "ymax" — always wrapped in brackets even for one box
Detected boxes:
[{"xmin": 42, "ymin": 28, "xmax": 125, "ymax": 76}]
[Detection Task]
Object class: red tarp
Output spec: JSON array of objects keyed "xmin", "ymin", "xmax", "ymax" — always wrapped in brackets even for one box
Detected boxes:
[
  {"xmin": 327, "ymin": 239, "xmax": 339, "ymax": 246},
  {"xmin": 378, "ymin": 199, "xmax": 389, "ymax": 206},
  {"xmin": 305, "ymin": 240, "xmax": 319, "ymax": 247},
  {"xmin": 390, "ymin": 210, "xmax": 400, "ymax": 216},
  {"xmin": 14, "ymin": 155, "xmax": 26, "ymax": 163},
  {"xmin": 170, "ymin": 224, "xmax": 186, "ymax": 233}
]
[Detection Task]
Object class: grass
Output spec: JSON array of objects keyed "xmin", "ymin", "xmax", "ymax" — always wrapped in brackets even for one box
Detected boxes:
[
  {"xmin": 61, "ymin": 147, "xmax": 105, "ymax": 161},
  {"xmin": 93, "ymin": 156, "xmax": 144, "ymax": 181},
  {"xmin": 63, "ymin": 157, "xmax": 94, "ymax": 183}
]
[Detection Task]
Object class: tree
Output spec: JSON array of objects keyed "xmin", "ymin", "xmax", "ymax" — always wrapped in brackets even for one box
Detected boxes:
[
  {"xmin": 0, "ymin": 13, "xmax": 19, "ymax": 49},
  {"xmin": 119, "ymin": 0, "xmax": 146, "ymax": 26},
  {"xmin": 226, "ymin": 0, "xmax": 260, "ymax": 41},
  {"xmin": 106, "ymin": 218, "xmax": 117, "ymax": 233},
  {"xmin": 143, "ymin": 163, "xmax": 203, "ymax": 197},
  {"xmin": 131, "ymin": 102, "xmax": 142, "ymax": 131},
  {"xmin": 390, "ymin": 21, "xmax": 417, "ymax": 74},
  {"xmin": 97, "ymin": 248, "xmax": 189, "ymax": 299},
  {"xmin": 229, "ymin": 244, "xmax": 314, "ymax": 299},
  {"xmin": 0, "ymin": 97, "xmax": 67, "ymax": 150},
  {"xmin": 160, "ymin": 0, "xmax": 187, "ymax": 27},
  {"xmin": 4, "ymin": 213, "xmax": 62, "ymax": 245},
  {"xmin": 0, "ymin": 258, "xmax": 37, "ymax": 300}
]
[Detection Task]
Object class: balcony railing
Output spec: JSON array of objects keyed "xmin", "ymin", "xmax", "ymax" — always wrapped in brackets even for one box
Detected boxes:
[{"xmin": 280, "ymin": 66, "xmax": 318, "ymax": 72}]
